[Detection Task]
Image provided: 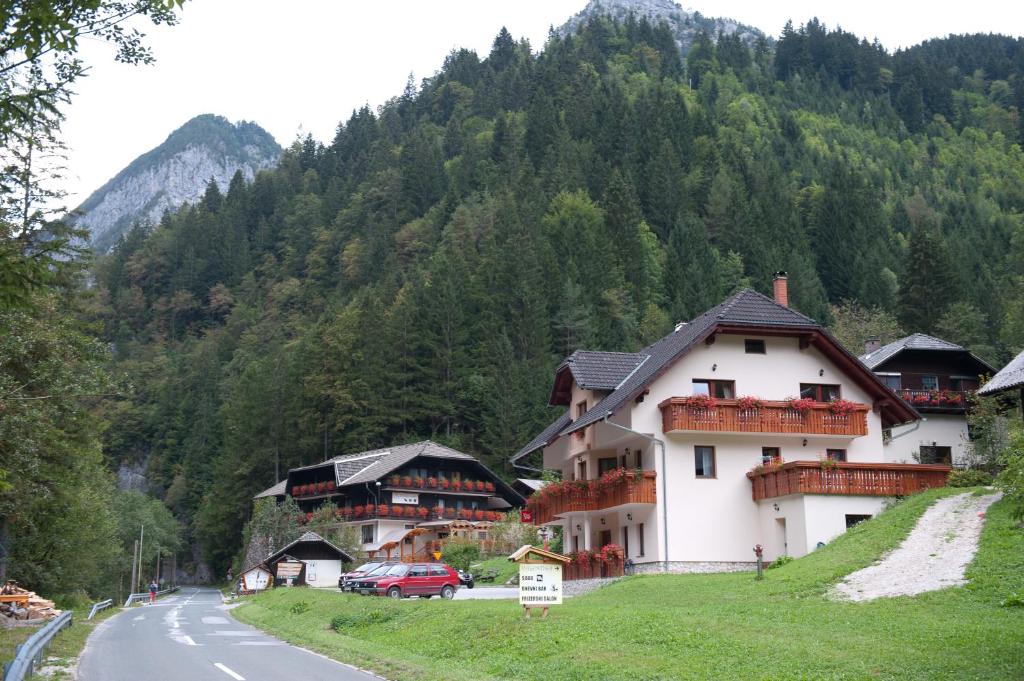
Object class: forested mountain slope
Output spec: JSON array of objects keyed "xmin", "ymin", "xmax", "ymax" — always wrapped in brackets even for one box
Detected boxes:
[{"xmin": 91, "ymin": 16, "xmax": 1024, "ymax": 575}]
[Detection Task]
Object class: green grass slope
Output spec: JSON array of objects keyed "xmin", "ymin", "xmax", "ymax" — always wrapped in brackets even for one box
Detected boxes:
[{"xmin": 234, "ymin": 488, "xmax": 1024, "ymax": 680}]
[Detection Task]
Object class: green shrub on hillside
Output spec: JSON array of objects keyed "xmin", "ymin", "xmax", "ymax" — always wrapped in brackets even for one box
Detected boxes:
[
  {"xmin": 440, "ymin": 539, "xmax": 480, "ymax": 572},
  {"xmin": 947, "ymin": 469, "xmax": 994, "ymax": 487},
  {"xmin": 996, "ymin": 426, "xmax": 1024, "ymax": 520}
]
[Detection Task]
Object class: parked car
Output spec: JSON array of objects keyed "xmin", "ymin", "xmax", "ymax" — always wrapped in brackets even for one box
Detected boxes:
[
  {"xmin": 457, "ymin": 568, "xmax": 474, "ymax": 589},
  {"xmin": 355, "ymin": 562, "xmax": 460, "ymax": 599},
  {"xmin": 339, "ymin": 561, "xmax": 395, "ymax": 591},
  {"xmin": 345, "ymin": 563, "xmax": 400, "ymax": 592}
]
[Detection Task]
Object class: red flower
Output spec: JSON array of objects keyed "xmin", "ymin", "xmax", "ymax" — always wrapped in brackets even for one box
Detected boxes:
[
  {"xmin": 737, "ymin": 395, "xmax": 763, "ymax": 410},
  {"xmin": 828, "ymin": 399, "xmax": 857, "ymax": 415},
  {"xmin": 484, "ymin": 481, "xmax": 495, "ymax": 492},
  {"xmin": 427, "ymin": 477, "xmax": 437, "ymax": 488},
  {"xmin": 440, "ymin": 478, "xmax": 450, "ymax": 489},
  {"xmin": 686, "ymin": 394, "xmax": 718, "ymax": 410},
  {"xmin": 475, "ymin": 481, "xmax": 486, "ymax": 491},
  {"xmin": 418, "ymin": 507, "xmax": 429, "ymax": 518},
  {"xmin": 786, "ymin": 397, "xmax": 815, "ymax": 411}
]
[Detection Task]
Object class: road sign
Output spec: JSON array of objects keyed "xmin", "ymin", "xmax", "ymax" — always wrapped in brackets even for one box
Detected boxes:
[
  {"xmin": 518, "ymin": 563, "xmax": 562, "ymax": 607},
  {"xmin": 520, "ymin": 509, "xmax": 534, "ymax": 523}
]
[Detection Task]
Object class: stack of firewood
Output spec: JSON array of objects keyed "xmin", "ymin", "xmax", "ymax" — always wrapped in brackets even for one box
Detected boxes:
[{"xmin": 0, "ymin": 581, "xmax": 61, "ymax": 623}]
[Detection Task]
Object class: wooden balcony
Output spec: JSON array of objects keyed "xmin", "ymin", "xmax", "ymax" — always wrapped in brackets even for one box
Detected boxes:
[
  {"xmin": 529, "ymin": 470, "xmax": 657, "ymax": 525},
  {"xmin": 659, "ymin": 399, "xmax": 869, "ymax": 437},
  {"xmin": 898, "ymin": 389, "xmax": 969, "ymax": 413},
  {"xmin": 747, "ymin": 461, "xmax": 950, "ymax": 501}
]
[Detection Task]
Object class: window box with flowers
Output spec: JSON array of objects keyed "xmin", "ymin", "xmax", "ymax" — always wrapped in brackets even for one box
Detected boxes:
[
  {"xmin": 417, "ymin": 506, "xmax": 429, "ymax": 519},
  {"xmin": 686, "ymin": 394, "xmax": 718, "ymax": 411},
  {"xmin": 440, "ymin": 478, "xmax": 450, "ymax": 490},
  {"xmin": 432, "ymin": 506, "xmax": 443, "ymax": 518},
  {"xmin": 364, "ymin": 503, "xmax": 375, "ymax": 516},
  {"xmin": 402, "ymin": 475, "xmax": 413, "ymax": 487},
  {"xmin": 786, "ymin": 397, "xmax": 815, "ymax": 412},
  {"xmin": 377, "ymin": 504, "xmax": 389, "ymax": 516},
  {"xmin": 414, "ymin": 476, "xmax": 424, "ymax": 488},
  {"xmin": 354, "ymin": 505, "xmax": 365, "ymax": 518},
  {"xmin": 427, "ymin": 476, "xmax": 437, "ymax": 488},
  {"xmin": 475, "ymin": 480, "xmax": 486, "ymax": 492},
  {"xmin": 388, "ymin": 475, "xmax": 400, "ymax": 486}
]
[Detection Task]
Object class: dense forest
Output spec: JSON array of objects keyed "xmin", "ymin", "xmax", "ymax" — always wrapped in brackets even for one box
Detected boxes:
[{"xmin": 83, "ymin": 16, "xmax": 1024, "ymax": 577}]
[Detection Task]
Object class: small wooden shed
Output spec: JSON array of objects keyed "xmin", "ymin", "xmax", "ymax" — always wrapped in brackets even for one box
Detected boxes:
[{"xmin": 265, "ymin": 532, "xmax": 353, "ymax": 588}]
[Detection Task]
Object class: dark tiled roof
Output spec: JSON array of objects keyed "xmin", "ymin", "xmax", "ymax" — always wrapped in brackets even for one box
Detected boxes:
[
  {"xmin": 859, "ymin": 333, "xmax": 980, "ymax": 370},
  {"xmin": 510, "ymin": 410, "xmax": 571, "ymax": 462},
  {"xmin": 266, "ymin": 531, "xmax": 353, "ymax": 563},
  {"xmin": 564, "ymin": 288, "xmax": 816, "ymax": 434},
  {"xmin": 979, "ymin": 348, "xmax": 1024, "ymax": 395},
  {"xmin": 333, "ymin": 441, "xmax": 477, "ymax": 486},
  {"xmin": 253, "ymin": 480, "xmax": 286, "ymax": 499},
  {"xmin": 559, "ymin": 350, "xmax": 645, "ymax": 390},
  {"xmin": 287, "ymin": 440, "xmax": 527, "ymax": 506}
]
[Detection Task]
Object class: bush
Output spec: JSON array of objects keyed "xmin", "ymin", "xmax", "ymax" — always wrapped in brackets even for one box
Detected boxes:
[
  {"xmin": 441, "ymin": 539, "xmax": 480, "ymax": 572},
  {"xmin": 947, "ymin": 469, "xmax": 994, "ymax": 487},
  {"xmin": 289, "ymin": 600, "xmax": 309, "ymax": 615},
  {"xmin": 767, "ymin": 555, "xmax": 793, "ymax": 569},
  {"xmin": 1000, "ymin": 592, "xmax": 1024, "ymax": 608},
  {"xmin": 331, "ymin": 608, "xmax": 399, "ymax": 630},
  {"xmin": 996, "ymin": 427, "xmax": 1024, "ymax": 520}
]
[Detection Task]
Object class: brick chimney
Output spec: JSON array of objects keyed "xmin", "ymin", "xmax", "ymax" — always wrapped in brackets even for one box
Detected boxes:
[
  {"xmin": 772, "ymin": 271, "xmax": 788, "ymax": 307},
  {"xmin": 864, "ymin": 336, "xmax": 881, "ymax": 355}
]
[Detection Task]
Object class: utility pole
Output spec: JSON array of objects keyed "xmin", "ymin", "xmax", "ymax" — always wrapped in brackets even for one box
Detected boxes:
[
  {"xmin": 155, "ymin": 548, "xmax": 161, "ymax": 586},
  {"xmin": 129, "ymin": 539, "xmax": 139, "ymax": 597},
  {"xmin": 136, "ymin": 524, "xmax": 145, "ymax": 593}
]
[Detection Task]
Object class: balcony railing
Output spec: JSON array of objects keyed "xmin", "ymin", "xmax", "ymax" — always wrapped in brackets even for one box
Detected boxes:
[
  {"xmin": 527, "ymin": 470, "xmax": 657, "ymax": 525},
  {"xmin": 747, "ymin": 460, "xmax": 950, "ymax": 501},
  {"xmin": 659, "ymin": 399, "xmax": 869, "ymax": 437},
  {"xmin": 898, "ymin": 389, "xmax": 969, "ymax": 411}
]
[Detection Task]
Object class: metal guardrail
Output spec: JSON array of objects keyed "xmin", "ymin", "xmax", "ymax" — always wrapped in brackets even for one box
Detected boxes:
[
  {"xmin": 123, "ymin": 585, "xmax": 179, "ymax": 607},
  {"xmin": 86, "ymin": 599, "xmax": 112, "ymax": 620},
  {"xmin": 3, "ymin": 610, "xmax": 72, "ymax": 681}
]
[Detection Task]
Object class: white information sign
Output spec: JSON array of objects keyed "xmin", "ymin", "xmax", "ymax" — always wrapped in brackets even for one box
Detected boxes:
[
  {"xmin": 393, "ymin": 492, "xmax": 419, "ymax": 505},
  {"xmin": 241, "ymin": 567, "xmax": 270, "ymax": 592},
  {"xmin": 518, "ymin": 563, "xmax": 562, "ymax": 606}
]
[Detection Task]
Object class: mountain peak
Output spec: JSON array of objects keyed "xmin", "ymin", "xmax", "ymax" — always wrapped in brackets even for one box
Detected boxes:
[
  {"xmin": 560, "ymin": 0, "xmax": 767, "ymax": 54},
  {"xmin": 75, "ymin": 114, "xmax": 281, "ymax": 253}
]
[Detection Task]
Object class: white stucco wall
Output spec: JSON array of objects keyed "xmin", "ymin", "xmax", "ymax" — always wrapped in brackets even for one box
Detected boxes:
[
  {"xmin": 303, "ymin": 559, "xmax": 342, "ymax": 588},
  {"xmin": 756, "ymin": 495, "xmax": 887, "ymax": 560},
  {"xmin": 884, "ymin": 414, "xmax": 970, "ymax": 465}
]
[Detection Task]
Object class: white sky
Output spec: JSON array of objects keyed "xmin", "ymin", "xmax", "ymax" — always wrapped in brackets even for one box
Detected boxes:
[{"xmin": 61, "ymin": 0, "xmax": 1024, "ymax": 206}]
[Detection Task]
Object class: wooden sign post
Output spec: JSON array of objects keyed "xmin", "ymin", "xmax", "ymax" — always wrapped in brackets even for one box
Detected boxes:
[{"xmin": 507, "ymin": 545, "xmax": 571, "ymax": 619}]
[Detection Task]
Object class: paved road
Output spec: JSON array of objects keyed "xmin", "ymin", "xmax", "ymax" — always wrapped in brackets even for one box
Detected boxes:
[{"xmin": 78, "ymin": 587, "xmax": 380, "ymax": 681}]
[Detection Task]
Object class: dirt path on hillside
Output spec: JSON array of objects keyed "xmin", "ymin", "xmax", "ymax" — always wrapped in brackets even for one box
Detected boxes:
[{"xmin": 832, "ymin": 491, "xmax": 1001, "ymax": 602}]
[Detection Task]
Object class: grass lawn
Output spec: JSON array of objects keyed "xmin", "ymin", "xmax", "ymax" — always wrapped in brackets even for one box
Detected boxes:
[
  {"xmin": 234, "ymin": 488, "xmax": 1024, "ymax": 680},
  {"xmin": 0, "ymin": 604, "xmax": 120, "ymax": 679},
  {"xmin": 470, "ymin": 555, "xmax": 519, "ymax": 586}
]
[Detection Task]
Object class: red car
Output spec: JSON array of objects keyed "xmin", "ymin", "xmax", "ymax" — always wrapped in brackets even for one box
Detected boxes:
[{"xmin": 357, "ymin": 562, "xmax": 460, "ymax": 599}]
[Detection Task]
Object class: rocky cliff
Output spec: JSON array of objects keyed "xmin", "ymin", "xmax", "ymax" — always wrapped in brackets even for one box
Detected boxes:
[
  {"xmin": 75, "ymin": 114, "xmax": 280, "ymax": 253},
  {"xmin": 561, "ymin": 0, "xmax": 767, "ymax": 55}
]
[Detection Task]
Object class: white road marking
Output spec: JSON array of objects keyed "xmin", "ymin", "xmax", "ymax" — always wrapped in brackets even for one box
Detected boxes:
[
  {"xmin": 202, "ymin": 616, "xmax": 229, "ymax": 624},
  {"xmin": 211, "ymin": 630, "xmax": 260, "ymax": 636},
  {"xmin": 183, "ymin": 635, "xmax": 197, "ymax": 646},
  {"xmin": 133, "ymin": 615, "xmax": 145, "ymax": 621},
  {"xmin": 214, "ymin": 662, "xmax": 245, "ymax": 680},
  {"xmin": 233, "ymin": 640, "xmax": 280, "ymax": 646}
]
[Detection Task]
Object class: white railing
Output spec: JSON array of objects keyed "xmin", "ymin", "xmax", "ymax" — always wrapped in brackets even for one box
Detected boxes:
[{"xmin": 123, "ymin": 585, "xmax": 179, "ymax": 607}]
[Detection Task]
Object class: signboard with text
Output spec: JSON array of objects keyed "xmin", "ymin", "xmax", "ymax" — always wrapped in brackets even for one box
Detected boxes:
[
  {"xmin": 393, "ymin": 492, "xmax": 419, "ymax": 505},
  {"xmin": 518, "ymin": 563, "xmax": 562, "ymax": 606}
]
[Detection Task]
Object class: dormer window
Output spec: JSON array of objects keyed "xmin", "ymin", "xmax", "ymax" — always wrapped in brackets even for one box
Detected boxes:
[{"xmin": 575, "ymin": 400, "xmax": 588, "ymax": 420}]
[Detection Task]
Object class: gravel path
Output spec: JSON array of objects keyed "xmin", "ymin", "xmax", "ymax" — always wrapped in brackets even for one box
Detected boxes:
[{"xmin": 832, "ymin": 491, "xmax": 1001, "ymax": 602}]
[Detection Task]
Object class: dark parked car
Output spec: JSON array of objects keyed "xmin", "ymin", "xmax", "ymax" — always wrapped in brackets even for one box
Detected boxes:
[
  {"xmin": 339, "ymin": 561, "xmax": 395, "ymax": 591},
  {"xmin": 345, "ymin": 563, "xmax": 399, "ymax": 592},
  {"xmin": 355, "ymin": 562, "xmax": 460, "ymax": 599}
]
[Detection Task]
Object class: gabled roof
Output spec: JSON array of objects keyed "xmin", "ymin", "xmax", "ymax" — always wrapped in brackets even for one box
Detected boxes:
[
  {"xmin": 511, "ymin": 411, "xmax": 571, "ymax": 463},
  {"xmin": 507, "ymin": 544, "xmax": 571, "ymax": 564},
  {"xmin": 266, "ymin": 531, "xmax": 353, "ymax": 563},
  {"xmin": 549, "ymin": 350, "xmax": 645, "ymax": 404},
  {"xmin": 979, "ymin": 348, "xmax": 1024, "ymax": 395},
  {"xmin": 288, "ymin": 440, "xmax": 527, "ymax": 506},
  {"xmin": 860, "ymin": 333, "xmax": 995, "ymax": 372},
  {"xmin": 514, "ymin": 479, "xmax": 548, "ymax": 492},
  {"xmin": 253, "ymin": 480, "xmax": 286, "ymax": 499},
  {"xmin": 513, "ymin": 288, "xmax": 919, "ymax": 462}
]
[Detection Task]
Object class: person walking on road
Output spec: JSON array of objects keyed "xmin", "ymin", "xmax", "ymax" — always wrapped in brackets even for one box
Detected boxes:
[{"xmin": 148, "ymin": 580, "xmax": 158, "ymax": 605}]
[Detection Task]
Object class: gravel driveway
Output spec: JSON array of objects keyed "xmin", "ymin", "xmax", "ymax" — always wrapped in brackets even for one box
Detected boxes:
[{"xmin": 832, "ymin": 491, "xmax": 1001, "ymax": 602}]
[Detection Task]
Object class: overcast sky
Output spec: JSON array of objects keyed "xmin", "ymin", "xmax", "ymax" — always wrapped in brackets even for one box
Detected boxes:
[{"xmin": 62, "ymin": 0, "xmax": 1024, "ymax": 206}]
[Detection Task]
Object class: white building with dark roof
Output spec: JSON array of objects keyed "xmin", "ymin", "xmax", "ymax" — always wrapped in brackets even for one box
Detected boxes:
[
  {"xmin": 860, "ymin": 333, "xmax": 994, "ymax": 466},
  {"xmin": 512, "ymin": 275, "xmax": 949, "ymax": 571},
  {"xmin": 255, "ymin": 441, "xmax": 525, "ymax": 560}
]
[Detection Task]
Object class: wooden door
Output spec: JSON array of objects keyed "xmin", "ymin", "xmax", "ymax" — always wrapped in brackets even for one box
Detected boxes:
[{"xmin": 599, "ymin": 530, "xmax": 611, "ymax": 548}]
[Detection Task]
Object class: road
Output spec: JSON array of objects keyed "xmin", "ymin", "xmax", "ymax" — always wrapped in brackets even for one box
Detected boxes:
[{"xmin": 78, "ymin": 587, "xmax": 381, "ymax": 681}]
